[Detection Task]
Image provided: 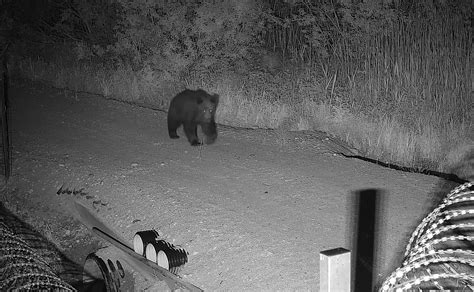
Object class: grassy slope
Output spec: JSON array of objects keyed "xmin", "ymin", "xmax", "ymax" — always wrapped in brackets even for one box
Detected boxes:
[{"xmin": 8, "ymin": 35, "xmax": 473, "ymax": 179}]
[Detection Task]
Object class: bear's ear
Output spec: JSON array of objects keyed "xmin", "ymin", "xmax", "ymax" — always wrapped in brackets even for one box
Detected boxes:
[{"xmin": 210, "ymin": 94, "xmax": 219, "ymax": 105}]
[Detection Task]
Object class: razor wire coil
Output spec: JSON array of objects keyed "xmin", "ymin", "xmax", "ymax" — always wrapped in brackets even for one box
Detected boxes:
[{"xmin": 380, "ymin": 182, "xmax": 474, "ymax": 291}]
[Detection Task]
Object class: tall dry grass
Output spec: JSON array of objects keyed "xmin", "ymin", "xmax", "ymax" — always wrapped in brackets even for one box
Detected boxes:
[
  {"xmin": 359, "ymin": 16, "xmax": 471, "ymax": 126},
  {"xmin": 345, "ymin": 15, "xmax": 473, "ymax": 169},
  {"xmin": 9, "ymin": 54, "xmax": 182, "ymax": 109},
  {"xmin": 261, "ymin": 11, "xmax": 472, "ymax": 171}
]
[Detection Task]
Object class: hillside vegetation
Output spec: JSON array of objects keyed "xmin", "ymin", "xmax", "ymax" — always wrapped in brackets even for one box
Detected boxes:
[{"xmin": 2, "ymin": 0, "xmax": 472, "ymax": 175}]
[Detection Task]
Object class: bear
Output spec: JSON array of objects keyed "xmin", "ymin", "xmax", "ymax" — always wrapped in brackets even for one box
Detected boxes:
[{"xmin": 167, "ymin": 89, "xmax": 219, "ymax": 146}]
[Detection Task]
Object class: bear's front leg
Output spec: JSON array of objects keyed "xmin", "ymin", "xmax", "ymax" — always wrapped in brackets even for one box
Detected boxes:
[
  {"xmin": 201, "ymin": 121, "xmax": 217, "ymax": 144},
  {"xmin": 183, "ymin": 122, "xmax": 201, "ymax": 146}
]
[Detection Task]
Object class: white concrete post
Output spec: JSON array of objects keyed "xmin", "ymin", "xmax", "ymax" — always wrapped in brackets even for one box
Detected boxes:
[{"xmin": 320, "ymin": 248, "xmax": 351, "ymax": 292}]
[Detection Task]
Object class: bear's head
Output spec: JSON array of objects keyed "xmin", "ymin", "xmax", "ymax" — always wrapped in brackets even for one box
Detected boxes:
[{"xmin": 196, "ymin": 92, "xmax": 219, "ymax": 122}]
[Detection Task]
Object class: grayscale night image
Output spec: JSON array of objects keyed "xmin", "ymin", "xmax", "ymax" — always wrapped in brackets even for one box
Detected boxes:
[{"xmin": 0, "ymin": 0, "xmax": 473, "ymax": 291}]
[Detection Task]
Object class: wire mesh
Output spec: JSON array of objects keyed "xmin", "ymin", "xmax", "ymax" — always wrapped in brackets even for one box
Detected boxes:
[{"xmin": 0, "ymin": 219, "xmax": 76, "ymax": 291}]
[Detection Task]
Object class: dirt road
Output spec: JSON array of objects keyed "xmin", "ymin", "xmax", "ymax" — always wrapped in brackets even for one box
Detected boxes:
[{"xmin": 5, "ymin": 80, "xmax": 444, "ymax": 291}]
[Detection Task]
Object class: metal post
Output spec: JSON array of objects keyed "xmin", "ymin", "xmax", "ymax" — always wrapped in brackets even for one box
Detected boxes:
[
  {"xmin": 354, "ymin": 189, "xmax": 379, "ymax": 292},
  {"xmin": 1, "ymin": 46, "xmax": 10, "ymax": 179}
]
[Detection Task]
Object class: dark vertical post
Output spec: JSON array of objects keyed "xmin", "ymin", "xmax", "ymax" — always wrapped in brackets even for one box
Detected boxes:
[
  {"xmin": 354, "ymin": 189, "xmax": 379, "ymax": 292},
  {"xmin": 1, "ymin": 47, "xmax": 10, "ymax": 179}
]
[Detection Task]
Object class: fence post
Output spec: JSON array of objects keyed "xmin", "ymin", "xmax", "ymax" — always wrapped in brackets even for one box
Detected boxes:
[
  {"xmin": 320, "ymin": 248, "xmax": 351, "ymax": 292},
  {"xmin": 1, "ymin": 45, "xmax": 11, "ymax": 180}
]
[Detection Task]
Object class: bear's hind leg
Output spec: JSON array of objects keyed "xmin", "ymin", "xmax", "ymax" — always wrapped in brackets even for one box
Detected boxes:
[
  {"xmin": 168, "ymin": 118, "xmax": 181, "ymax": 139},
  {"xmin": 183, "ymin": 122, "xmax": 201, "ymax": 146}
]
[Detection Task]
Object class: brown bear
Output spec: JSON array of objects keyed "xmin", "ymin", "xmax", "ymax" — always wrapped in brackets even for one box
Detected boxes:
[{"xmin": 167, "ymin": 89, "xmax": 219, "ymax": 146}]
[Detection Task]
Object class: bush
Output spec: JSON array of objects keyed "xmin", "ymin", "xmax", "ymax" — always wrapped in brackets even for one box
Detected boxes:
[{"xmin": 112, "ymin": 0, "xmax": 265, "ymax": 78}]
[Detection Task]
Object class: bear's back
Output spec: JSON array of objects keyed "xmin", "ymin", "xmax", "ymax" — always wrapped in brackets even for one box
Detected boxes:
[{"xmin": 171, "ymin": 89, "xmax": 218, "ymax": 107}]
